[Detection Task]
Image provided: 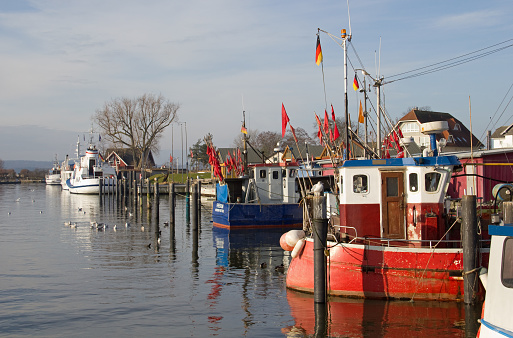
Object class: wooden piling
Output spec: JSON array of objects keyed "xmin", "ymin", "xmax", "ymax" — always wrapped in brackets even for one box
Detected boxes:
[
  {"xmin": 462, "ymin": 195, "xmax": 478, "ymax": 305},
  {"xmin": 312, "ymin": 191, "xmax": 327, "ymax": 304},
  {"xmin": 191, "ymin": 182, "xmax": 198, "ymax": 231},
  {"xmin": 503, "ymin": 201, "xmax": 513, "ymax": 224}
]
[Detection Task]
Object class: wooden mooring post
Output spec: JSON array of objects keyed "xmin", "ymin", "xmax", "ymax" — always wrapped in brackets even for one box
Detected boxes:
[
  {"xmin": 191, "ymin": 182, "xmax": 198, "ymax": 231},
  {"xmin": 462, "ymin": 195, "xmax": 478, "ymax": 305},
  {"xmin": 312, "ymin": 189, "xmax": 327, "ymax": 304}
]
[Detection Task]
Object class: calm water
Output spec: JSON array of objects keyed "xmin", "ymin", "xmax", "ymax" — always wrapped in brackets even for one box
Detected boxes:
[{"xmin": 0, "ymin": 183, "xmax": 480, "ymax": 337}]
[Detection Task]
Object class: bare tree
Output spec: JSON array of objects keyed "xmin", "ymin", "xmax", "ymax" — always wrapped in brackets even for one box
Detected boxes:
[{"xmin": 94, "ymin": 93, "xmax": 179, "ymax": 169}]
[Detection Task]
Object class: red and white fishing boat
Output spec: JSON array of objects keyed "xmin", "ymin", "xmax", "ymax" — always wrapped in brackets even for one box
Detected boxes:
[{"xmin": 283, "ymin": 121, "xmax": 490, "ymax": 301}]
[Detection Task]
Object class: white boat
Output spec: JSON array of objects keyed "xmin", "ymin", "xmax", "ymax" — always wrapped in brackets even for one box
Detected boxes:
[
  {"xmin": 45, "ymin": 157, "xmax": 61, "ymax": 185},
  {"xmin": 66, "ymin": 143, "xmax": 117, "ymax": 194},
  {"xmin": 61, "ymin": 138, "xmax": 80, "ymax": 190},
  {"xmin": 478, "ymin": 220, "xmax": 513, "ymax": 337},
  {"xmin": 60, "ymin": 155, "xmax": 74, "ymax": 190}
]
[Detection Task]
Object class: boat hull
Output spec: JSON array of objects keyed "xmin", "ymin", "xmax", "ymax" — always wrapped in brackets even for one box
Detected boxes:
[
  {"xmin": 67, "ymin": 178, "xmax": 116, "ymax": 194},
  {"xmin": 286, "ymin": 238, "xmax": 488, "ymax": 301},
  {"xmin": 212, "ymin": 201, "xmax": 303, "ymax": 229},
  {"xmin": 45, "ymin": 174, "xmax": 61, "ymax": 185}
]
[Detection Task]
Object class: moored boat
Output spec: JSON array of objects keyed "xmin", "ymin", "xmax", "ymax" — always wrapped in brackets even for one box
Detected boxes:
[
  {"xmin": 477, "ymin": 220, "xmax": 513, "ymax": 337},
  {"xmin": 284, "ymin": 136, "xmax": 490, "ymax": 301},
  {"xmin": 45, "ymin": 156, "xmax": 61, "ymax": 185},
  {"xmin": 66, "ymin": 143, "xmax": 117, "ymax": 194}
]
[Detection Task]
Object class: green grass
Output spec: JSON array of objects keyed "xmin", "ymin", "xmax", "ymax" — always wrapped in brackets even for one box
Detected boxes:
[{"xmin": 147, "ymin": 172, "xmax": 211, "ymax": 184}]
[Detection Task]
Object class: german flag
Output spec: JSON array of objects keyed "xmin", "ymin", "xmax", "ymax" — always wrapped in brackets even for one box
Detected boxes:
[
  {"xmin": 353, "ymin": 74, "xmax": 359, "ymax": 91},
  {"xmin": 241, "ymin": 125, "xmax": 247, "ymax": 134},
  {"xmin": 315, "ymin": 35, "xmax": 323, "ymax": 65}
]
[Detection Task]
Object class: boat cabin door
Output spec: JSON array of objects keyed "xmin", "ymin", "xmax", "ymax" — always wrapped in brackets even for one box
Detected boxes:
[{"xmin": 381, "ymin": 171, "xmax": 405, "ymax": 239}]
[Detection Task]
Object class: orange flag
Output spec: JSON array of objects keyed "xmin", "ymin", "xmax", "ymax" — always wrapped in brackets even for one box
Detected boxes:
[{"xmin": 358, "ymin": 100, "xmax": 364, "ymax": 123}]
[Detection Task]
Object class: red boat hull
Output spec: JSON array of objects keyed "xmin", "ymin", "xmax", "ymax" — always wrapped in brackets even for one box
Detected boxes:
[{"xmin": 286, "ymin": 239, "xmax": 488, "ymax": 301}]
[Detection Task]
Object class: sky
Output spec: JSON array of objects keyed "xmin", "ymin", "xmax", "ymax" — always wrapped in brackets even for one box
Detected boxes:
[{"xmin": 1, "ymin": 0, "xmax": 512, "ymax": 165}]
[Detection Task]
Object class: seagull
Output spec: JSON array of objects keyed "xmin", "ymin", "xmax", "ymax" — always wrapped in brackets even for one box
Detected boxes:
[
  {"xmin": 275, "ymin": 264, "xmax": 285, "ymax": 272},
  {"xmin": 141, "ymin": 226, "xmax": 145, "ymax": 232},
  {"xmin": 8, "ymin": 212, "xmax": 11, "ymax": 215},
  {"xmin": 113, "ymin": 225, "xmax": 117, "ymax": 231},
  {"xmin": 64, "ymin": 221, "xmax": 72, "ymax": 226},
  {"xmin": 32, "ymin": 199, "xmax": 35, "ymax": 203},
  {"xmin": 15, "ymin": 198, "xmax": 20, "ymax": 202},
  {"xmin": 125, "ymin": 222, "xmax": 130, "ymax": 228},
  {"xmin": 163, "ymin": 221, "xmax": 169, "ymax": 227},
  {"xmin": 70, "ymin": 223, "xmax": 78, "ymax": 229},
  {"xmin": 311, "ymin": 181, "xmax": 324, "ymax": 194},
  {"xmin": 129, "ymin": 212, "xmax": 133, "ymax": 217},
  {"xmin": 147, "ymin": 243, "xmax": 151, "ymax": 249},
  {"xmin": 78, "ymin": 207, "xmax": 82, "ymax": 211},
  {"xmin": 40, "ymin": 210, "xmax": 43, "ymax": 214},
  {"xmin": 260, "ymin": 262, "xmax": 267, "ymax": 269}
]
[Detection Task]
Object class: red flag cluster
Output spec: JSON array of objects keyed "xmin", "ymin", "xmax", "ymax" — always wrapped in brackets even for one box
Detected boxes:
[
  {"xmin": 224, "ymin": 149, "xmax": 244, "ymax": 177},
  {"xmin": 315, "ymin": 105, "xmax": 340, "ymax": 145},
  {"xmin": 381, "ymin": 129, "xmax": 405, "ymax": 159},
  {"xmin": 206, "ymin": 144, "xmax": 224, "ymax": 181}
]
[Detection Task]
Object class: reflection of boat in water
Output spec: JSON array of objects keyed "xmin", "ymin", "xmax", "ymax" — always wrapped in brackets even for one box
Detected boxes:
[
  {"xmin": 284, "ymin": 290, "xmax": 479, "ymax": 337},
  {"xmin": 212, "ymin": 227, "xmax": 289, "ymax": 267}
]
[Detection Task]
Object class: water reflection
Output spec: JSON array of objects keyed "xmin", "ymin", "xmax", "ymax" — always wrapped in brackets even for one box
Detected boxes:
[{"xmin": 284, "ymin": 290, "xmax": 481, "ymax": 337}]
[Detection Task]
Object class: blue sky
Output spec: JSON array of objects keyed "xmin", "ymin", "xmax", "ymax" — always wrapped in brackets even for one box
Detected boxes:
[{"xmin": 1, "ymin": 0, "xmax": 512, "ymax": 164}]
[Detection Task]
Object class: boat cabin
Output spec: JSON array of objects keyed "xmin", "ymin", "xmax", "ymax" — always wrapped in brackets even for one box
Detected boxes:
[
  {"xmin": 220, "ymin": 162, "xmax": 301, "ymax": 204},
  {"xmin": 336, "ymin": 156, "xmax": 460, "ymax": 246}
]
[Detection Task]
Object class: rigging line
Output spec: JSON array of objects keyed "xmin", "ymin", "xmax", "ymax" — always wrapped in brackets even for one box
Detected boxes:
[
  {"xmin": 318, "ymin": 31, "xmax": 328, "ymax": 111},
  {"xmin": 486, "ymin": 91, "xmax": 513, "ymax": 140},
  {"xmin": 387, "ymin": 38, "xmax": 513, "ymax": 80},
  {"xmin": 478, "ymin": 82, "xmax": 513, "ymax": 141},
  {"xmin": 384, "ymin": 44, "xmax": 513, "ymax": 85}
]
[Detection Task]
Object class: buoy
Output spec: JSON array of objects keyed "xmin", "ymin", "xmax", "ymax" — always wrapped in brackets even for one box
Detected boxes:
[
  {"xmin": 280, "ymin": 229, "xmax": 305, "ymax": 251},
  {"xmin": 291, "ymin": 238, "xmax": 305, "ymax": 258}
]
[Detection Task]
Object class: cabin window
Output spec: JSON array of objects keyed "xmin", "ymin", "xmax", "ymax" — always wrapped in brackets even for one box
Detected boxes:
[
  {"xmin": 386, "ymin": 177, "xmax": 398, "ymax": 197},
  {"xmin": 259, "ymin": 170, "xmax": 266, "ymax": 178},
  {"xmin": 425, "ymin": 172, "xmax": 441, "ymax": 192},
  {"xmin": 289, "ymin": 169, "xmax": 296, "ymax": 178},
  {"xmin": 339, "ymin": 175, "xmax": 343, "ymax": 194},
  {"xmin": 409, "ymin": 173, "xmax": 418, "ymax": 192},
  {"xmin": 272, "ymin": 170, "xmax": 279, "ymax": 179},
  {"xmin": 353, "ymin": 175, "xmax": 368, "ymax": 193},
  {"xmin": 502, "ymin": 238, "xmax": 513, "ymax": 288},
  {"xmin": 282, "ymin": 169, "xmax": 286, "ymax": 178}
]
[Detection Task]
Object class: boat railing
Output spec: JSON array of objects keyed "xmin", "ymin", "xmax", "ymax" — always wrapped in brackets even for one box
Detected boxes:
[
  {"xmin": 354, "ymin": 237, "xmax": 491, "ymax": 249},
  {"xmin": 333, "ymin": 225, "xmax": 358, "ymax": 244}
]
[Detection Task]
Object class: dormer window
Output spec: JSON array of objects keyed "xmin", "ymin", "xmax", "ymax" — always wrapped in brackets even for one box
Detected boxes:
[
  {"xmin": 453, "ymin": 123, "xmax": 461, "ymax": 131},
  {"xmin": 401, "ymin": 122, "xmax": 419, "ymax": 134},
  {"xmin": 447, "ymin": 135, "xmax": 455, "ymax": 144}
]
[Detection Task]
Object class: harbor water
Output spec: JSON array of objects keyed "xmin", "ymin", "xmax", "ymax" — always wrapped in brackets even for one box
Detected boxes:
[{"xmin": 0, "ymin": 183, "xmax": 480, "ymax": 337}]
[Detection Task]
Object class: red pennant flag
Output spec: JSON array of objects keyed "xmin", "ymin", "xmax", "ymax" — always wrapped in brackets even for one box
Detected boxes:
[
  {"xmin": 282, "ymin": 103, "xmax": 290, "ymax": 138},
  {"xmin": 315, "ymin": 113, "xmax": 322, "ymax": 126},
  {"xmin": 331, "ymin": 105, "xmax": 340, "ymax": 140},
  {"xmin": 290, "ymin": 125, "xmax": 298, "ymax": 143},
  {"xmin": 323, "ymin": 109, "xmax": 329, "ymax": 134}
]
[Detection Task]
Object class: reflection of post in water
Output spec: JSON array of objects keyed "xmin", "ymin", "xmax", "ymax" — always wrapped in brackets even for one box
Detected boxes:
[
  {"xmin": 169, "ymin": 183, "xmax": 175, "ymax": 226},
  {"xmin": 464, "ymin": 303, "xmax": 480, "ymax": 337},
  {"xmin": 314, "ymin": 302, "xmax": 327, "ymax": 338},
  {"xmin": 197, "ymin": 181, "xmax": 201, "ymax": 227}
]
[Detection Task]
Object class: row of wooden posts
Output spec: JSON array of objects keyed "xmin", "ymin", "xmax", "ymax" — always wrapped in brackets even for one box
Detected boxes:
[{"xmin": 97, "ymin": 172, "xmax": 202, "ymax": 231}]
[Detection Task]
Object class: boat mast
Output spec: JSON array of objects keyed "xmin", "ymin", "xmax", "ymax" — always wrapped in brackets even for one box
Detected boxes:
[
  {"xmin": 242, "ymin": 110, "xmax": 248, "ymax": 176},
  {"xmin": 342, "ymin": 29, "xmax": 351, "ymax": 159}
]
